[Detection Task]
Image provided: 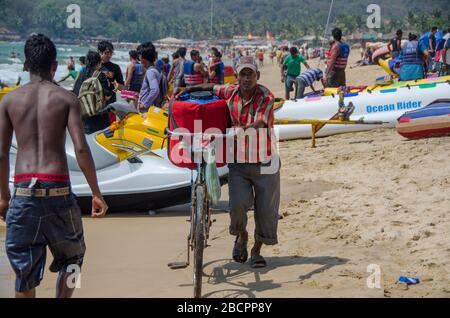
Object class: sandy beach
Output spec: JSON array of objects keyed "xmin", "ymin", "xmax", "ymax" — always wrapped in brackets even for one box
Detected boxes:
[{"xmin": 1, "ymin": 51, "xmax": 449, "ymax": 298}]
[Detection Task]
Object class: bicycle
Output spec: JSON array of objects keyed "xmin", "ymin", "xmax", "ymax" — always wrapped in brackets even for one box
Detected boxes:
[{"xmin": 167, "ymin": 129, "xmax": 229, "ymax": 298}]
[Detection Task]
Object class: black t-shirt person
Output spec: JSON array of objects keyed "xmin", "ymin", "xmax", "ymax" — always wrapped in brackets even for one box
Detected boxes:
[
  {"xmin": 429, "ymin": 33, "xmax": 436, "ymax": 57},
  {"xmin": 101, "ymin": 61, "xmax": 124, "ymax": 104}
]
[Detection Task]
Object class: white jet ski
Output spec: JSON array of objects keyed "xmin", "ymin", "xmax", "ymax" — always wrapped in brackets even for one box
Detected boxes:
[{"xmin": 8, "ymin": 103, "xmax": 228, "ymax": 213}]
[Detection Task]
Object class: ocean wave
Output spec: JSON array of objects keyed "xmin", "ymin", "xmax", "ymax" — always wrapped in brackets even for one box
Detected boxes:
[
  {"xmin": 0, "ymin": 43, "xmax": 152, "ymax": 86},
  {"xmin": 0, "ymin": 68, "xmax": 27, "ymax": 85},
  {"xmin": 0, "ymin": 63, "xmax": 71, "ymax": 86},
  {"xmin": 7, "ymin": 58, "xmax": 22, "ymax": 63}
]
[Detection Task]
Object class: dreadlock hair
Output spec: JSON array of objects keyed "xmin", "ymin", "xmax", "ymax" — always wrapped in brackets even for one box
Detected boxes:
[{"xmin": 24, "ymin": 34, "xmax": 57, "ymax": 75}]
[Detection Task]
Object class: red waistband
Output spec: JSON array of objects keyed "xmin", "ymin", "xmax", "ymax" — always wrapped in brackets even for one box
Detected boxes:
[{"xmin": 14, "ymin": 173, "xmax": 70, "ymax": 183}]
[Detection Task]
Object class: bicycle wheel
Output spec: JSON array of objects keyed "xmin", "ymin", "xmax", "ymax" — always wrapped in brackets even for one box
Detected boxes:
[{"xmin": 193, "ymin": 184, "xmax": 205, "ymax": 298}]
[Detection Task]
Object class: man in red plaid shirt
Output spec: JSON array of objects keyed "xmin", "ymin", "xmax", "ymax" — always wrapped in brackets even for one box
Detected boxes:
[{"xmin": 176, "ymin": 56, "xmax": 280, "ymax": 268}]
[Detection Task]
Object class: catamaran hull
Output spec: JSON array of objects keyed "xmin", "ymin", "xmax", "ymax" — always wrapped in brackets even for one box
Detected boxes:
[{"xmin": 274, "ymin": 81, "xmax": 450, "ymax": 140}]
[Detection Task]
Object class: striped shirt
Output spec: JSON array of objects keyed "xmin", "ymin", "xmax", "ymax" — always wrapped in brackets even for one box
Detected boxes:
[
  {"xmin": 296, "ymin": 68, "xmax": 323, "ymax": 86},
  {"xmin": 213, "ymin": 83, "xmax": 275, "ymax": 163}
]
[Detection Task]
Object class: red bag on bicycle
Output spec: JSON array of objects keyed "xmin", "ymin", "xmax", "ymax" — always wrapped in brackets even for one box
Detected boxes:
[{"xmin": 168, "ymin": 92, "xmax": 230, "ymax": 169}]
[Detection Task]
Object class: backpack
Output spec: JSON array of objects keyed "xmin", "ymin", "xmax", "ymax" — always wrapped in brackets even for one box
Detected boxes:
[{"xmin": 78, "ymin": 71, "xmax": 105, "ymax": 118}]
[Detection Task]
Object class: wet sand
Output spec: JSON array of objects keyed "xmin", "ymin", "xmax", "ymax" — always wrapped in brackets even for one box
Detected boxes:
[{"xmin": 1, "ymin": 51, "xmax": 449, "ymax": 298}]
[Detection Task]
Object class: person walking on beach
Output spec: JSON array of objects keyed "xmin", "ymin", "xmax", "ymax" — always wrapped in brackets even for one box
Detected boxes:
[
  {"xmin": 360, "ymin": 41, "xmax": 365, "ymax": 60},
  {"xmin": 281, "ymin": 46, "xmax": 310, "ymax": 100},
  {"xmin": 232, "ymin": 50, "xmax": 242, "ymax": 70},
  {"xmin": 276, "ymin": 47, "xmax": 282, "ymax": 65},
  {"xmin": 324, "ymin": 28, "xmax": 350, "ymax": 88},
  {"xmin": 279, "ymin": 47, "xmax": 289, "ymax": 88},
  {"xmin": 0, "ymin": 34, "xmax": 108, "ymax": 298},
  {"xmin": 304, "ymin": 44, "xmax": 310, "ymax": 60},
  {"xmin": 176, "ymin": 56, "xmax": 280, "ymax": 268},
  {"xmin": 269, "ymin": 49, "xmax": 275, "ymax": 64},
  {"xmin": 257, "ymin": 49, "xmax": 264, "ymax": 67}
]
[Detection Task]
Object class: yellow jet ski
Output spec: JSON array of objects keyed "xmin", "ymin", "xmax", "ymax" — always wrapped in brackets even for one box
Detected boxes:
[
  {"xmin": 96, "ymin": 104, "xmax": 168, "ymax": 161},
  {"xmin": 0, "ymin": 86, "xmax": 18, "ymax": 101}
]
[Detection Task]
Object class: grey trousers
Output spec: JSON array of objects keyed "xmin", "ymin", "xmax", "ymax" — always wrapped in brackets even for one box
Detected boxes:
[
  {"xmin": 295, "ymin": 79, "xmax": 306, "ymax": 99},
  {"xmin": 228, "ymin": 162, "xmax": 280, "ymax": 245}
]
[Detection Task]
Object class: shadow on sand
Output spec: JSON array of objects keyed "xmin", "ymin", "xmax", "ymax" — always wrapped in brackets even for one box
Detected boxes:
[{"xmin": 181, "ymin": 255, "xmax": 348, "ymax": 298}]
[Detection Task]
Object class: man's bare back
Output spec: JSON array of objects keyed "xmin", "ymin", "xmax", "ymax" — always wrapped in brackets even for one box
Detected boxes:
[
  {"xmin": 4, "ymin": 80, "xmax": 77, "ymax": 175},
  {"xmin": 0, "ymin": 34, "xmax": 107, "ymax": 298},
  {"xmin": 0, "ymin": 34, "xmax": 107, "ymax": 222},
  {"xmin": 0, "ymin": 75, "xmax": 106, "ymax": 218}
]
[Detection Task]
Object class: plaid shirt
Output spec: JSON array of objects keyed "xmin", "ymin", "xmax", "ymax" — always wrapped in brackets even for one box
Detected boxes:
[{"xmin": 213, "ymin": 83, "xmax": 275, "ymax": 163}]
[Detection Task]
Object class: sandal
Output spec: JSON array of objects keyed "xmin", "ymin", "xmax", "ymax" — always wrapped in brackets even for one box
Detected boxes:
[
  {"xmin": 232, "ymin": 234, "xmax": 248, "ymax": 263},
  {"xmin": 250, "ymin": 255, "xmax": 267, "ymax": 268}
]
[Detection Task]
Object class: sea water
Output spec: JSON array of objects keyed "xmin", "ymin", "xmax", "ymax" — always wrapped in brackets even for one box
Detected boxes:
[
  {"xmin": 1, "ymin": 41, "xmax": 230, "ymax": 90},
  {"xmin": 0, "ymin": 41, "xmax": 136, "ymax": 89}
]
